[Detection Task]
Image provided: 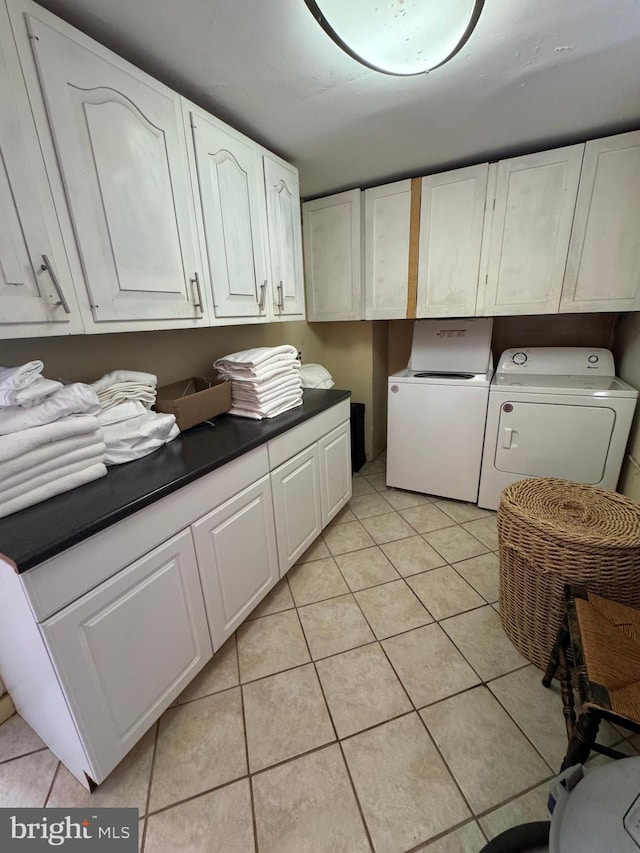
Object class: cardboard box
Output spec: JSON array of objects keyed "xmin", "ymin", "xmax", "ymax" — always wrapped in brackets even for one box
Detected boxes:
[{"xmin": 155, "ymin": 377, "xmax": 231, "ymax": 431}]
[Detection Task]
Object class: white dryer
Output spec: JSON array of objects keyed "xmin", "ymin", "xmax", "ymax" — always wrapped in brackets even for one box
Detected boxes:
[
  {"xmin": 387, "ymin": 318, "xmax": 493, "ymax": 502},
  {"xmin": 478, "ymin": 347, "xmax": 638, "ymax": 511}
]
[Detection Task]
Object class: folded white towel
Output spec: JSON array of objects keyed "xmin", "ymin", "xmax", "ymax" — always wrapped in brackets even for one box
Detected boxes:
[
  {"xmin": 96, "ymin": 386, "xmax": 156, "ymax": 410},
  {"xmin": 0, "ymin": 383, "xmax": 100, "ymax": 435},
  {"xmin": 0, "ymin": 430, "xmax": 101, "ymax": 479},
  {"xmin": 96, "ymin": 400, "xmax": 148, "ymax": 427},
  {"xmin": 91, "ymin": 370, "xmax": 157, "ymax": 394},
  {"xmin": 232, "ymin": 380, "xmax": 303, "ymax": 406},
  {"xmin": 230, "ymin": 372, "xmax": 302, "ymax": 392},
  {"xmin": 228, "ymin": 392, "xmax": 303, "ymax": 420},
  {"xmin": 101, "ymin": 412, "xmax": 179, "ymax": 465},
  {"xmin": 2, "ymin": 447, "xmax": 106, "ymax": 503},
  {"xmin": 0, "ymin": 415, "xmax": 100, "ymax": 463},
  {"xmin": 214, "ymin": 345, "xmax": 298, "ymax": 371},
  {"xmin": 217, "ymin": 361, "xmax": 300, "ymax": 384},
  {"xmin": 0, "ymin": 437, "xmax": 105, "ymax": 491},
  {"xmin": 16, "ymin": 377, "xmax": 64, "ymax": 407},
  {"xmin": 0, "ymin": 363, "xmax": 68, "ymax": 408},
  {"xmin": 299, "ymin": 364, "xmax": 335, "ymax": 389},
  {"xmin": 0, "ymin": 462, "xmax": 107, "ymax": 520}
]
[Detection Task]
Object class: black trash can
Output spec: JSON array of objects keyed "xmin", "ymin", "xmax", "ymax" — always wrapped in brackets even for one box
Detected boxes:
[{"xmin": 350, "ymin": 403, "xmax": 366, "ymax": 473}]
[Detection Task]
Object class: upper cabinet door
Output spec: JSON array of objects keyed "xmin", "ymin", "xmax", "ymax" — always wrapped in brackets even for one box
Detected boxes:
[
  {"xmin": 478, "ymin": 145, "xmax": 584, "ymax": 316},
  {"xmin": 189, "ymin": 107, "xmax": 269, "ymax": 319},
  {"xmin": 263, "ymin": 154, "xmax": 305, "ymax": 319},
  {"xmin": 25, "ymin": 14, "xmax": 206, "ymax": 325},
  {"xmin": 561, "ymin": 131, "xmax": 640, "ymax": 313},
  {"xmin": 303, "ymin": 189, "xmax": 362, "ymax": 321},
  {"xmin": 364, "ymin": 180, "xmax": 411, "ymax": 320},
  {"xmin": 0, "ymin": 11, "xmax": 81, "ymax": 336},
  {"xmin": 417, "ymin": 164, "xmax": 488, "ymax": 318}
]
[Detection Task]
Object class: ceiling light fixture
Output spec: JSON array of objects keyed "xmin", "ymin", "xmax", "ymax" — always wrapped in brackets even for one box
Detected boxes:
[{"xmin": 303, "ymin": 0, "xmax": 484, "ymax": 76}]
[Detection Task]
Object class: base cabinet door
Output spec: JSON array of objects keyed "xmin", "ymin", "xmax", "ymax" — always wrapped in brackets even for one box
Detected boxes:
[
  {"xmin": 318, "ymin": 421, "xmax": 352, "ymax": 525},
  {"xmin": 263, "ymin": 154, "xmax": 305, "ymax": 319},
  {"xmin": 271, "ymin": 445, "xmax": 322, "ymax": 574},
  {"xmin": 561, "ymin": 130, "xmax": 640, "ymax": 313},
  {"xmin": 191, "ymin": 475, "xmax": 279, "ymax": 649},
  {"xmin": 40, "ymin": 529, "xmax": 212, "ymax": 783}
]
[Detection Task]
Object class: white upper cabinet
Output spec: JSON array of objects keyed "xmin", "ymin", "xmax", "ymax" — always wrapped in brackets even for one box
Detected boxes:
[
  {"xmin": 364, "ymin": 180, "xmax": 411, "ymax": 320},
  {"xmin": 21, "ymin": 8, "xmax": 207, "ymax": 327},
  {"xmin": 187, "ymin": 104, "xmax": 269, "ymax": 321},
  {"xmin": 561, "ymin": 131, "xmax": 640, "ymax": 313},
  {"xmin": 303, "ymin": 189, "xmax": 362, "ymax": 321},
  {"xmin": 263, "ymin": 154, "xmax": 305, "ymax": 319},
  {"xmin": 478, "ymin": 145, "xmax": 584, "ymax": 315},
  {"xmin": 0, "ymin": 7, "xmax": 82, "ymax": 337},
  {"xmin": 417, "ymin": 164, "xmax": 488, "ymax": 318}
]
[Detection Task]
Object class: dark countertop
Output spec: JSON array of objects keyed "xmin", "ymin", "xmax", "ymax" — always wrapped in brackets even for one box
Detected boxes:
[{"xmin": 0, "ymin": 388, "xmax": 351, "ymax": 573}]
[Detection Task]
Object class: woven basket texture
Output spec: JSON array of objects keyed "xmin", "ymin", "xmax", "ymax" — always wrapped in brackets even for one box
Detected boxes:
[{"xmin": 497, "ymin": 477, "xmax": 640, "ymax": 670}]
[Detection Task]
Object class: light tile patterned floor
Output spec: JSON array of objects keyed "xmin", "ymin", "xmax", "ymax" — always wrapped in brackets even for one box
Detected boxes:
[{"xmin": 1, "ymin": 460, "xmax": 637, "ymax": 852}]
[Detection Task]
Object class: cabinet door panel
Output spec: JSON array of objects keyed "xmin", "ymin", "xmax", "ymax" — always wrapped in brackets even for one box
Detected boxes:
[
  {"xmin": 479, "ymin": 145, "xmax": 583, "ymax": 315},
  {"xmin": 271, "ymin": 446, "xmax": 322, "ymax": 574},
  {"xmin": 192, "ymin": 476, "xmax": 279, "ymax": 649},
  {"xmin": 418, "ymin": 164, "xmax": 487, "ymax": 318},
  {"xmin": 303, "ymin": 189, "xmax": 362, "ymax": 321},
  {"xmin": 41, "ymin": 530, "xmax": 212, "ymax": 782},
  {"xmin": 561, "ymin": 131, "xmax": 640, "ymax": 312},
  {"xmin": 318, "ymin": 421, "xmax": 352, "ymax": 525},
  {"xmin": 264, "ymin": 155, "xmax": 305, "ymax": 318},
  {"xmin": 27, "ymin": 14, "xmax": 204, "ymax": 324},
  {"xmin": 364, "ymin": 180, "xmax": 411, "ymax": 320},
  {"xmin": 191, "ymin": 112, "xmax": 267, "ymax": 318},
  {"xmin": 0, "ymin": 13, "xmax": 81, "ymax": 332}
]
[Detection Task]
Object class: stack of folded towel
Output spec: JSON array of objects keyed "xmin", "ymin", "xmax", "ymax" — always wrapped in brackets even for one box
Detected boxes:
[
  {"xmin": 91, "ymin": 370, "xmax": 179, "ymax": 464},
  {"xmin": 0, "ymin": 361, "xmax": 106, "ymax": 519},
  {"xmin": 213, "ymin": 345, "xmax": 302, "ymax": 419}
]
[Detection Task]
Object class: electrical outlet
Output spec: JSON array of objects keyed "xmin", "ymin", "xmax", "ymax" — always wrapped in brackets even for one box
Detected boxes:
[{"xmin": 297, "ymin": 350, "xmax": 302, "ymax": 362}]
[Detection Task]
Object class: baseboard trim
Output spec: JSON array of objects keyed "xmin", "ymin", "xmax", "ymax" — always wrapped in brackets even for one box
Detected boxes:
[{"xmin": 0, "ymin": 693, "xmax": 15, "ymax": 726}]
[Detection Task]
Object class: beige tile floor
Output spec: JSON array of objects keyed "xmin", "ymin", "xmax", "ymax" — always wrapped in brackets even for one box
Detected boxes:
[{"xmin": 1, "ymin": 457, "xmax": 638, "ymax": 852}]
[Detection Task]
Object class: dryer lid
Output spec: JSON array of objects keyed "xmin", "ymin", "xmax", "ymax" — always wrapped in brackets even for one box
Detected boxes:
[{"xmin": 409, "ymin": 318, "xmax": 493, "ymax": 374}]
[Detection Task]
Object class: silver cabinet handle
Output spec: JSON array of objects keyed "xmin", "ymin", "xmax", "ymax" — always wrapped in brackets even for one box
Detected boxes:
[
  {"xmin": 191, "ymin": 272, "xmax": 204, "ymax": 315},
  {"xmin": 40, "ymin": 254, "xmax": 71, "ymax": 314},
  {"xmin": 258, "ymin": 279, "xmax": 267, "ymax": 312},
  {"xmin": 277, "ymin": 280, "xmax": 285, "ymax": 311}
]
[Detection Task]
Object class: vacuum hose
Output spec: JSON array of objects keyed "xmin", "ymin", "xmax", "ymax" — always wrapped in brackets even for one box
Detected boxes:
[{"xmin": 480, "ymin": 821, "xmax": 551, "ymax": 853}]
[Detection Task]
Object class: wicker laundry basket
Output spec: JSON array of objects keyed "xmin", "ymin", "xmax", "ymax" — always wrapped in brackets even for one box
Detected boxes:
[{"xmin": 497, "ymin": 477, "xmax": 640, "ymax": 670}]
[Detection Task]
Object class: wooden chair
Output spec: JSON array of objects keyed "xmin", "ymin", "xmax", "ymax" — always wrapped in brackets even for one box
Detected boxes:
[{"xmin": 543, "ymin": 584, "xmax": 640, "ymax": 770}]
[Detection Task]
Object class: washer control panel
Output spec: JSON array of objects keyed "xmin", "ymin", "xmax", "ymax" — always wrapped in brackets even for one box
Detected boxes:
[{"xmin": 498, "ymin": 347, "xmax": 615, "ymax": 376}]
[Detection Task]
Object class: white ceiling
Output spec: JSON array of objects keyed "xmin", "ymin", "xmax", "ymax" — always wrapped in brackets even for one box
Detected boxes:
[{"xmin": 37, "ymin": 0, "xmax": 640, "ymax": 198}]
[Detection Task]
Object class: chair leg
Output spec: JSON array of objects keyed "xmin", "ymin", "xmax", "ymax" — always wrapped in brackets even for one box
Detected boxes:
[
  {"xmin": 560, "ymin": 708, "xmax": 601, "ymax": 771},
  {"xmin": 543, "ymin": 619, "xmax": 569, "ymax": 688}
]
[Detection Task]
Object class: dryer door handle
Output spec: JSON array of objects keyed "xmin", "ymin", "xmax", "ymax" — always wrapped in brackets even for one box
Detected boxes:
[{"xmin": 502, "ymin": 427, "xmax": 514, "ymax": 449}]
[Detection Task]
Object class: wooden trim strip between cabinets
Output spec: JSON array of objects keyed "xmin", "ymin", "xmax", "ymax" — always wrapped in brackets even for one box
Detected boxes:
[{"xmin": 406, "ymin": 177, "xmax": 421, "ymax": 319}]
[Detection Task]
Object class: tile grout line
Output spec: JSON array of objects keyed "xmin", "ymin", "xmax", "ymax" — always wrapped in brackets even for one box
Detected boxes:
[
  {"xmin": 0, "ymin": 745, "xmax": 50, "ymax": 767},
  {"xmin": 289, "ymin": 597, "xmax": 376, "ymax": 853},
  {"xmin": 138, "ymin": 720, "xmax": 160, "ymax": 851},
  {"xmin": 42, "ymin": 759, "xmax": 60, "ymax": 808},
  {"xmin": 236, "ymin": 639, "xmax": 259, "ymax": 853}
]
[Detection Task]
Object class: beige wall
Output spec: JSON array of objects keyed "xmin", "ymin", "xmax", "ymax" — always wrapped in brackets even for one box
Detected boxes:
[{"xmin": 613, "ymin": 312, "xmax": 640, "ymax": 502}]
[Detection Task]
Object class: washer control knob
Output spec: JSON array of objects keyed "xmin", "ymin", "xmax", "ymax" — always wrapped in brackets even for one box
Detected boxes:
[
  {"xmin": 390, "ymin": 385, "xmax": 399, "ymax": 394},
  {"xmin": 588, "ymin": 354, "xmax": 599, "ymax": 364},
  {"xmin": 512, "ymin": 352, "xmax": 528, "ymax": 366}
]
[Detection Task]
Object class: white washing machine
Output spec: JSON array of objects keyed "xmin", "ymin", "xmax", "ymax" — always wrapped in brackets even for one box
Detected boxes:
[
  {"xmin": 387, "ymin": 318, "xmax": 494, "ymax": 502},
  {"xmin": 478, "ymin": 347, "xmax": 639, "ymax": 511}
]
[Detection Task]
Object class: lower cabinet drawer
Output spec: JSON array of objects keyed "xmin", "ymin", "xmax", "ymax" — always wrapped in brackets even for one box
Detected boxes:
[{"xmin": 40, "ymin": 529, "xmax": 212, "ymax": 783}]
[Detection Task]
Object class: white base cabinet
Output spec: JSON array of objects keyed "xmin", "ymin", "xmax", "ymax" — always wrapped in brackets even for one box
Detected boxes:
[
  {"xmin": 41, "ymin": 530, "xmax": 212, "ymax": 781},
  {"xmin": 192, "ymin": 475, "xmax": 279, "ymax": 648},
  {"xmin": 271, "ymin": 446, "xmax": 323, "ymax": 575},
  {"xmin": 0, "ymin": 399, "xmax": 350, "ymax": 789}
]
